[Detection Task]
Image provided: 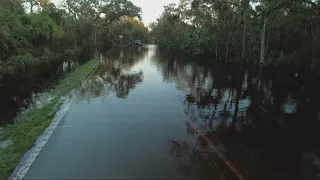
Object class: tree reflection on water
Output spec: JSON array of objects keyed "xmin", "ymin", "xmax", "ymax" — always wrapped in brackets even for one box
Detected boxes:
[
  {"xmin": 76, "ymin": 48, "xmax": 147, "ymax": 101},
  {"xmin": 156, "ymin": 52, "xmax": 320, "ymax": 180}
]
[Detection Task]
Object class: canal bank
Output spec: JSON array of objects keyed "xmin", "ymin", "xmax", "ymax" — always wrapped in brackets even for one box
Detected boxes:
[{"xmin": 0, "ymin": 59, "xmax": 100, "ymax": 180}]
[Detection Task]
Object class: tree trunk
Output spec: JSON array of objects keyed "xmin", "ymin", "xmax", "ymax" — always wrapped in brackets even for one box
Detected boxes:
[
  {"xmin": 265, "ymin": 32, "xmax": 270, "ymax": 57},
  {"xmin": 30, "ymin": 2, "xmax": 33, "ymax": 13},
  {"xmin": 311, "ymin": 23, "xmax": 318, "ymax": 68},
  {"xmin": 232, "ymin": 67, "xmax": 244, "ymax": 128},
  {"xmin": 94, "ymin": 25, "xmax": 99, "ymax": 58},
  {"xmin": 260, "ymin": 10, "xmax": 267, "ymax": 64},
  {"xmin": 311, "ymin": 42, "xmax": 318, "ymax": 68},
  {"xmin": 225, "ymin": 45, "xmax": 229, "ymax": 67},
  {"xmin": 215, "ymin": 42, "xmax": 218, "ymax": 58},
  {"xmin": 94, "ymin": 32, "xmax": 98, "ymax": 57},
  {"xmin": 242, "ymin": 0, "xmax": 250, "ymax": 60},
  {"xmin": 216, "ymin": 11, "xmax": 220, "ymax": 58}
]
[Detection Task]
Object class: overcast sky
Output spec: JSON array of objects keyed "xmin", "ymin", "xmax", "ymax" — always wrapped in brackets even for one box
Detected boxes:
[
  {"xmin": 129, "ymin": 0, "xmax": 179, "ymax": 25},
  {"xmin": 51, "ymin": 0, "xmax": 179, "ymax": 26}
]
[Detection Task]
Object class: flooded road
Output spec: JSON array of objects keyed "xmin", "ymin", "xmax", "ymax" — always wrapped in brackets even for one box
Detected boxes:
[{"xmin": 24, "ymin": 45, "xmax": 320, "ymax": 180}]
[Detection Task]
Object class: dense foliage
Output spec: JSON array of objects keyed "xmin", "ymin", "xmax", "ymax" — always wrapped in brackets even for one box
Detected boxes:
[
  {"xmin": 150, "ymin": 0, "xmax": 320, "ymax": 67},
  {"xmin": 0, "ymin": 0, "xmax": 149, "ymax": 78}
]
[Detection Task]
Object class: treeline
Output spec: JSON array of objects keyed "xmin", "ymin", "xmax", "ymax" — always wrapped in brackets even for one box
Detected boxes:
[
  {"xmin": 0, "ymin": 0, "xmax": 149, "ymax": 78},
  {"xmin": 150, "ymin": 0, "xmax": 320, "ymax": 67}
]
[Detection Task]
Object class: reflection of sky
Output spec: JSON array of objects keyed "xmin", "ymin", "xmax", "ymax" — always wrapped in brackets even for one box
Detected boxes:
[
  {"xmin": 76, "ymin": 49, "xmax": 149, "ymax": 101},
  {"xmin": 158, "ymin": 59, "xmax": 255, "ymax": 132},
  {"xmin": 282, "ymin": 96, "xmax": 297, "ymax": 114},
  {"xmin": 211, "ymin": 89, "xmax": 252, "ymax": 128},
  {"xmin": 183, "ymin": 87, "xmax": 252, "ymax": 132}
]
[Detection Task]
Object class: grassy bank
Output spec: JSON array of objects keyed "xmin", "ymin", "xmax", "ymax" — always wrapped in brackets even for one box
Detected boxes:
[{"xmin": 0, "ymin": 59, "xmax": 100, "ymax": 180}]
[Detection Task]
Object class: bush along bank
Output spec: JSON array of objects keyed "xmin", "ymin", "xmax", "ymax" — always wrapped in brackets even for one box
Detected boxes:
[{"xmin": 0, "ymin": 59, "xmax": 100, "ymax": 180}]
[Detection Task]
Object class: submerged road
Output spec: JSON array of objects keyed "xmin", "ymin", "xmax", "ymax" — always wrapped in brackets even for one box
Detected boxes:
[
  {"xmin": 23, "ymin": 45, "xmax": 223, "ymax": 179},
  {"xmin": 19, "ymin": 45, "xmax": 320, "ymax": 180}
]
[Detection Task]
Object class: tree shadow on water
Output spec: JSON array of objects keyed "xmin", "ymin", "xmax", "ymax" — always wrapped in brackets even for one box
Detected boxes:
[{"xmin": 168, "ymin": 128, "xmax": 234, "ymax": 180}]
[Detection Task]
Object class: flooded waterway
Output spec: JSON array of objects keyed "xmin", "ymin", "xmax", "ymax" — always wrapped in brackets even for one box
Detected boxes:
[
  {"xmin": 0, "ymin": 60, "xmax": 80, "ymax": 126},
  {"xmin": 84, "ymin": 45, "xmax": 320, "ymax": 180},
  {"xmin": 7, "ymin": 45, "xmax": 320, "ymax": 180}
]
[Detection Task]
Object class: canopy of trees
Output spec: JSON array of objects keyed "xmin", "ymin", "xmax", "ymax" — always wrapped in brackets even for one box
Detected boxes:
[
  {"xmin": 150, "ymin": 0, "xmax": 320, "ymax": 67},
  {"xmin": 0, "ymin": 0, "xmax": 149, "ymax": 78}
]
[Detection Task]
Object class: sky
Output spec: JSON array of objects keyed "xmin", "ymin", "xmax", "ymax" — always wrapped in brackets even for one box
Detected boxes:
[
  {"xmin": 51, "ymin": 0, "xmax": 179, "ymax": 26},
  {"xmin": 129, "ymin": 0, "xmax": 179, "ymax": 25}
]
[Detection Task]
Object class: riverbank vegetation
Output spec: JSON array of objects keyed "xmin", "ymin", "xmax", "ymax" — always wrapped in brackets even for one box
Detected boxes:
[
  {"xmin": 0, "ymin": 0, "xmax": 149, "ymax": 79},
  {"xmin": 150, "ymin": 0, "xmax": 320, "ymax": 68},
  {"xmin": 0, "ymin": 0, "xmax": 150, "ymax": 126},
  {"xmin": 0, "ymin": 0, "xmax": 149, "ymax": 178}
]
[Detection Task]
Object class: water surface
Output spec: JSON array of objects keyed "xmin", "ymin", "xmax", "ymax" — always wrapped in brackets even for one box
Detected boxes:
[
  {"xmin": 0, "ymin": 60, "xmax": 79, "ymax": 125},
  {"xmin": 26, "ymin": 45, "xmax": 320, "ymax": 180}
]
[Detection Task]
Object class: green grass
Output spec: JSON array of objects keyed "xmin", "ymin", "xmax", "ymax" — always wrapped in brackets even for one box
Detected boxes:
[{"xmin": 0, "ymin": 59, "xmax": 100, "ymax": 180}]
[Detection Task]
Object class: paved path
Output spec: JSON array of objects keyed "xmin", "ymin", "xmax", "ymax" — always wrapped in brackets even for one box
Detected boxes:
[{"xmin": 24, "ymin": 46, "xmax": 204, "ymax": 179}]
